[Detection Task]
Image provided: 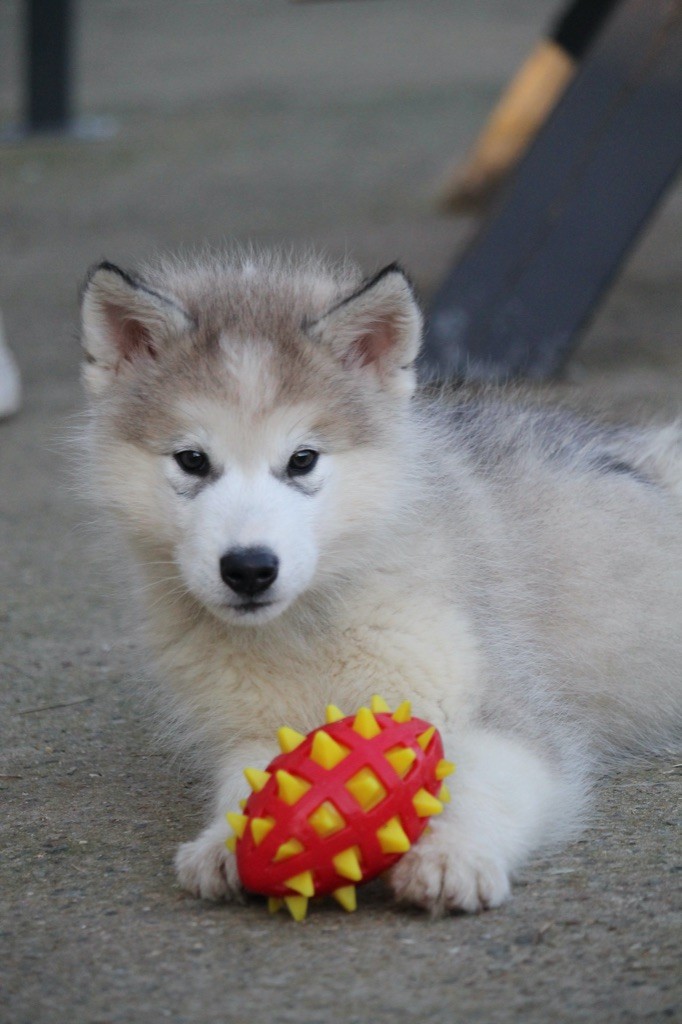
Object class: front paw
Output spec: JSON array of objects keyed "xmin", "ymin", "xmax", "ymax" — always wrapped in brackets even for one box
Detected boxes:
[
  {"xmin": 388, "ymin": 822, "xmax": 511, "ymax": 914},
  {"xmin": 175, "ymin": 822, "xmax": 242, "ymax": 901}
]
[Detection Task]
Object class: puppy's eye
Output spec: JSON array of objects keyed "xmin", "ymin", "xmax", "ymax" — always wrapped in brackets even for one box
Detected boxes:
[
  {"xmin": 174, "ymin": 450, "xmax": 210, "ymax": 476},
  {"xmin": 287, "ymin": 448, "xmax": 319, "ymax": 477}
]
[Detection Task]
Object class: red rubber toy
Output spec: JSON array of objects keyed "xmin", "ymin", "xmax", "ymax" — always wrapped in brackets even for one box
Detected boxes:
[{"xmin": 225, "ymin": 696, "xmax": 454, "ymax": 920}]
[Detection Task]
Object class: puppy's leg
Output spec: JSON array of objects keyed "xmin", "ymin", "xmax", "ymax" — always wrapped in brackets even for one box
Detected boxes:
[
  {"xmin": 175, "ymin": 739, "xmax": 274, "ymax": 901},
  {"xmin": 389, "ymin": 728, "xmax": 584, "ymax": 913}
]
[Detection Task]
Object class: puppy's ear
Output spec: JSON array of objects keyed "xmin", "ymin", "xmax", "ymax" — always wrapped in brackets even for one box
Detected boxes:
[
  {"xmin": 305, "ymin": 264, "xmax": 422, "ymax": 398},
  {"xmin": 80, "ymin": 261, "xmax": 193, "ymax": 394}
]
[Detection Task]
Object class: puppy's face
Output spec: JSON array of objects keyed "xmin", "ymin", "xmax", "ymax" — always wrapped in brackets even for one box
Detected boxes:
[
  {"xmin": 80, "ymin": 256, "xmax": 422, "ymax": 625},
  {"xmin": 139, "ymin": 386, "xmax": 340, "ymax": 626}
]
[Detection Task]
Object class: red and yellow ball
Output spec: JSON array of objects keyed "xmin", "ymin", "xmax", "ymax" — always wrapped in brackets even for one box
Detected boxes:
[{"xmin": 226, "ymin": 696, "xmax": 454, "ymax": 920}]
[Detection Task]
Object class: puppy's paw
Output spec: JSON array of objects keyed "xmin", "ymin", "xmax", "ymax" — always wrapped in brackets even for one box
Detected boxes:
[
  {"xmin": 388, "ymin": 824, "xmax": 511, "ymax": 914},
  {"xmin": 175, "ymin": 823, "xmax": 242, "ymax": 901}
]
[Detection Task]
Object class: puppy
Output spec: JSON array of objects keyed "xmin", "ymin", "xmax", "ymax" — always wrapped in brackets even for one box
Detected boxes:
[{"xmin": 80, "ymin": 250, "xmax": 682, "ymax": 912}]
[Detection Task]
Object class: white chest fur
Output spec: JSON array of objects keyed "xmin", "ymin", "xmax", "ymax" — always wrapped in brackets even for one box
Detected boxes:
[{"xmin": 144, "ymin": 581, "xmax": 483, "ymax": 753}]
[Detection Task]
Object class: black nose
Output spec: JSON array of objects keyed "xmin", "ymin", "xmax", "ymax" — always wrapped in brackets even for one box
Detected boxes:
[{"xmin": 220, "ymin": 546, "xmax": 279, "ymax": 597}]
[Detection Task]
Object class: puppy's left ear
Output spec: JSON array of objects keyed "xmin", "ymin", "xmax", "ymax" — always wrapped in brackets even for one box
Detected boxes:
[
  {"xmin": 306, "ymin": 264, "xmax": 422, "ymax": 397},
  {"xmin": 80, "ymin": 261, "xmax": 193, "ymax": 395}
]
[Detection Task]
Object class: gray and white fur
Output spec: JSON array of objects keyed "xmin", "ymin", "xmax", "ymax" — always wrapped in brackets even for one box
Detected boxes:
[{"xmin": 79, "ymin": 249, "xmax": 682, "ymax": 913}]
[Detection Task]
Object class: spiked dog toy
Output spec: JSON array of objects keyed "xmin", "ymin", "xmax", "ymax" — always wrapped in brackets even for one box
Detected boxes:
[{"xmin": 225, "ymin": 696, "xmax": 454, "ymax": 920}]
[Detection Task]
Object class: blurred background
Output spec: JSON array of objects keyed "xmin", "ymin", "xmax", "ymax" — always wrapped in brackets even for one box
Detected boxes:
[{"xmin": 1, "ymin": 0, "xmax": 680, "ymax": 419}]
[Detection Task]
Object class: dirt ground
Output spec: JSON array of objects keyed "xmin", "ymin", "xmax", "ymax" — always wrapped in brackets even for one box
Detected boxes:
[{"xmin": 1, "ymin": 3, "xmax": 680, "ymax": 1022}]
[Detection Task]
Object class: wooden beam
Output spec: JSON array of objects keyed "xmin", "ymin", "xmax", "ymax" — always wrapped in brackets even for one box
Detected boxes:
[{"xmin": 421, "ymin": 0, "xmax": 682, "ymax": 382}]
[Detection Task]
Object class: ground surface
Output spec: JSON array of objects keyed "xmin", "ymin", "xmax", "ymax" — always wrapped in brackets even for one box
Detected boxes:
[{"xmin": 1, "ymin": 2, "xmax": 680, "ymax": 1022}]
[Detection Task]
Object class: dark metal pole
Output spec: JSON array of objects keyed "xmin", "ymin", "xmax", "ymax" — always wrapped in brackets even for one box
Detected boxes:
[{"xmin": 25, "ymin": 0, "xmax": 73, "ymax": 134}]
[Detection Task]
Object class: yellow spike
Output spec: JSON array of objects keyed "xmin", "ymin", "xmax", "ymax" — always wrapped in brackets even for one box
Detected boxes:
[
  {"xmin": 435, "ymin": 759, "xmax": 456, "ymax": 780},
  {"xmin": 417, "ymin": 725, "xmax": 436, "ymax": 751},
  {"xmin": 273, "ymin": 838, "xmax": 305, "ymax": 862},
  {"xmin": 352, "ymin": 707, "xmax": 381, "ymax": 739},
  {"xmin": 392, "ymin": 700, "xmax": 412, "ymax": 723},
  {"xmin": 251, "ymin": 816, "xmax": 276, "ymax": 846},
  {"xmin": 325, "ymin": 704, "xmax": 345, "ymax": 724},
  {"xmin": 332, "ymin": 885, "xmax": 357, "ymax": 913},
  {"xmin": 412, "ymin": 788, "xmax": 444, "ymax": 817},
  {"xmin": 308, "ymin": 800, "xmax": 346, "ymax": 838},
  {"xmin": 244, "ymin": 767, "xmax": 271, "ymax": 793},
  {"xmin": 285, "ymin": 870, "xmax": 315, "ymax": 897},
  {"xmin": 277, "ymin": 726, "xmax": 306, "ymax": 754},
  {"xmin": 370, "ymin": 694, "xmax": 390, "ymax": 714},
  {"xmin": 276, "ymin": 769, "xmax": 312, "ymax": 806},
  {"xmin": 267, "ymin": 897, "xmax": 283, "ymax": 914},
  {"xmin": 309, "ymin": 730, "xmax": 349, "ymax": 770},
  {"xmin": 226, "ymin": 812, "xmax": 248, "ymax": 839},
  {"xmin": 225, "ymin": 835, "xmax": 237, "ymax": 853},
  {"xmin": 345, "ymin": 767, "xmax": 387, "ymax": 811},
  {"xmin": 284, "ymin": 895, "xmax": 308, "ymax": 921},
  {"xmin": 438, "ymin": 783, "xmax": 451, "ymax": 804},
  {"xmin": 332, "ymin": 846, "xmax": 363, "ymax": 882},
  {"xmin": 376, "ymin": 816, "xmax": 411, "ymax": 854},
  {"xmin": 238, "ymin": 799, "xmax": 247, "ymax": 810},
  {"xmin": 384, "ymin": 745, "xmax": 417, "ymax": 778}
]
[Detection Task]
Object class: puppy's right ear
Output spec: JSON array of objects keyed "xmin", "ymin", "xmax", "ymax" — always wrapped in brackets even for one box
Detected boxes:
[{"xmin": 80, "ymin": 261, "xmax": 193, "ymax": 395}]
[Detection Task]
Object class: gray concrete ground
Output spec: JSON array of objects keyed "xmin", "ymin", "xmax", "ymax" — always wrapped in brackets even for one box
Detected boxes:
[{"xmin": 1, "ymin": 2, "xmax": 680, "ymax": 1022}]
